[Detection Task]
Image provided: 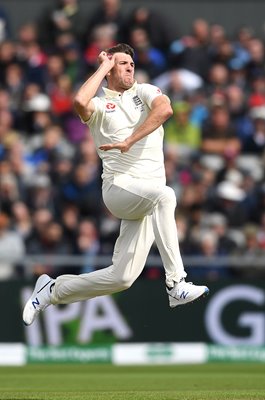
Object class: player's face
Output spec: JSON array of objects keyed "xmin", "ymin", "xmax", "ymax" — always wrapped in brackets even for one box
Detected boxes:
[{"xmin": 108, "ymin": 53, "xmax": 135, "ymax": 90}]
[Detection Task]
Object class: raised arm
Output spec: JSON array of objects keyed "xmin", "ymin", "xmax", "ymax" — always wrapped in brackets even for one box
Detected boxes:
[
  {"xmin": 73, "ymin": 52, "xmax": 115, "ymax": 122},
  {"xmin": 99, "ymin": 94, "xmax": 173, "ymax": 152}
]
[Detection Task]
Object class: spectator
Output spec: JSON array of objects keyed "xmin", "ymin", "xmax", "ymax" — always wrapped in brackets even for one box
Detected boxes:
[
  {"xmin": 123, "ymin": 5, "xmax": 177, "ymax": 52},
  {"xmin": 0, "ymin": 109, "xmax": 20, "ymax": 160},
  {"xmin": 26, "ymin": 220, "xmax": 73, "ymax": 277},
  {"xmin": 50, "ymin": 74, "xmax": 73, "ymax": 119},
  {"xmin": 206, "ymin": 63, "xmax": 229, "ymax": 96},
  {"xmin": 128, "ymin": 27, "xmax": 167, "ymax": 79},
  {"xmin": 164, "ymin": 101, "xmax": 201, "ymax": 160},
  {"xmin": 0, "ymin": 6, "xmax": 11, "ymax": 42},
  {"xmin": 50, "ymin": 154, "xmax": 73, "ymax": 188},
  {"xmin": 239, "ymin": 223, "xmax": 265, "ymax": 278},
  {"xmin": 74, "ymin": 136, "xmax": 100, "ymax": 169},
  {"xmin": 211, "ymin": 180, "xmax": 248, "ymax": 227},
  {"xmin": 153, "ymin": 69, "xmax": 204, "ymax": 107},
  {"xmin": 243, "ymin": 223, "xmax": 262, "ymax": 252},
  {"xmin": 16, "ymin": 23, "xmax": 46, "ymax": 88},
  {"xmin": 244, "ymin": 106, "xmax": 265, "ymax": 154},
  {"xmin": 0, "ymin": 40, "xmax": 18, "ymax": 85},
  {"xmin": 4, "ymin": 63, "xmax": 24, "ymax": 114},
  {"xmin": 225, "ymin": 84, "xmax": 253, "ymax": 146},
  {"xmin": 188, "ymin": 89, "xmax": 209, "ymax": 127},
  {"xmin": 240, "ymin": 171, "xmax": 262, "ymax": 224},
  {"xmin": 189, "ymin": 229, "xmax": 231, "ymax": 280},
  {"xmin": 178, "ymin": 165, "xmax": 216, "ymax": 215},
  {"xmin": 202, "ymin": 212, "xmax": 240, "ymax": 254},
  {"xmin": 22, "ymin": 86, "xmax": 53, "ymax": 135},
  {"xmin": 17, "ymin": 22, "xmax": 38, "ymax": 47},
  {"xmin": 84, "ymin": 24, "xmax": 117, "ymax": 71},
  {"xmin": 44, "ymin": 54, "xmax": 65, "ymax": 95},
  {"xmin": 257, "ymin": 210, "xmax": 265, "ymax": 249},
  {"xmin": 209, "ymin": 23, "xmax": 226, "ymax": 54},
  {"xmin": 84, "ymin": 0, "xmax": 124, "ymax": 44},
  {"xmin": 251, "ymin": 183, "xmax": 265, "ymax": 224},
  {"xmin": 61, "ymin": 40, "xmax": 85, "ymax": 86},
  {"xmin": 0, "ymin": 212, "xmax": 25, "ymax": 280},
  {"xmin": 75, "ymin": 219, "xmax": 100, "ymax": 273},
  {"xmin": 201, "ymin": 104, "xmax": 241, "ymax": 156},
  {"xmin": 6, "ymin": 137, "xmax": 35, "ymax": 195},
  {"xmin": 26, "ymin": 208, "xmax": 53, "ymax": 248},
  {"xmin": 227, "ymin": 26, "xmax": 252, "ymax": 77},
  {"xmin": 0, "ymin": 87, "xmax": 10, "ymax": 112},
  {"xmin": 163, "ymin": 149, "xmax": 182, "ymax": 196},
  {"xmin": 60, "ymin": 162, "xmax": 101, "ymax": 218},
  {"xmin": 26, "ymin": 174, "xmax": 56, "ymax": 213},
  {"xmin": 30, "ymin": 124, "xmax": 74, "ymax": 175},
  {"xmin": 0, "ymin": 170, "xmax": 20, "ymax": 214},
  {"xmin": 60, "ymin": 203, "xmax": 79, "ymax": 244},
  {"xmin": 215, "ymin": 147, "xmax": 242, "ymax": 184},
  {"xmin": 11, "ymin": 201, "xmax": 32, "ymax": 240},
  {"xmin": 210, "ymin": 37, "xmax": 234, "ymax": 67},
  {"xmin": 247, "ymin": 38, "xmax": 265, "ymax": 80},
  {"xmin": 169, "ymin": 18, "xmax": 211, "ymax": 80},
  {"xmin": 234, "ymin": 25, "xmax": 254, "ymax": 55},
  {"xmin": 175, "ymin": 212, "xmax": 199, "ymax": 255},
  {"xmin": 21, "ymin": 42, "xmax": 47, "ymax": 88},
  {"xmin": 228, "ymin": 57, "xmax": 248, "ymax": 90},
  {"xmin": 38, "ymin": 0, "xmax": 86, "ymax": 51},
  {"xmin": 248, "ymin": 72, "xmax": 265, "ymax": 108}
]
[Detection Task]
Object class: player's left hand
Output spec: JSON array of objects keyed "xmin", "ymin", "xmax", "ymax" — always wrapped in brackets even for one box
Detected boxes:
[{"xmin": 99, "ymin": 139, "xmax": 131, "ymax": 153}]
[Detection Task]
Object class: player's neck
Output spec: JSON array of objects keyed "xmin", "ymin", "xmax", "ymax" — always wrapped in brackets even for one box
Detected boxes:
[{"xmin": 107, "ymin": 84, "xmax": 126, "ymax": 94}]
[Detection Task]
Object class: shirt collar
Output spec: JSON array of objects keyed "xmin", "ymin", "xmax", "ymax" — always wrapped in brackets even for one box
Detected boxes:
[{"xmin": 102, "ymin": 81, "xmax": 138, "ymax": 99}]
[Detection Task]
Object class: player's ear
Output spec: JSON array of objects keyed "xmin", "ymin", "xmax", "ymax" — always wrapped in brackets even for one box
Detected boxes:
[{"xmin": 106, "ymin": 70, "xmax": 113, "ymax": 80}]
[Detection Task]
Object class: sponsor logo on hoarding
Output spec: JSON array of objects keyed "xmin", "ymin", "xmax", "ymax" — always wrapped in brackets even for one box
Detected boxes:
[
  {"xmin": 22, "ymin": 288, "xmax": 132, "ymax": 346},
  {"xmin": 205, "ymin": 285, "xmax": 265, "ymax": 345},
  {"xmin": 27, "ymin": 345, "xmax": 111, "ymax": 364}
]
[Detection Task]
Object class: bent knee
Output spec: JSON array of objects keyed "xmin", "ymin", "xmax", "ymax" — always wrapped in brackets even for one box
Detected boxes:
[
  {"xmin": 158, "ymin": 186, "xmax": 176, "ymax": 207},
  {"xmin": 116, "ymin": 276, "xmax": 134, "ymax": 291}
]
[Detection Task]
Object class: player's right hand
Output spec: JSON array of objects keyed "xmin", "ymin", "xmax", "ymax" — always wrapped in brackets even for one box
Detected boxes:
[{"xmin": 98, "ymin": 51, "xmax": 115, "ymax": 70}]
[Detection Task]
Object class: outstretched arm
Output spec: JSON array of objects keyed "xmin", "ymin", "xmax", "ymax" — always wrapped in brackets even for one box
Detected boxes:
[
  {"xmin": 73, "ymin": 52, "xmax": 115, "ymax": 122},
  {"xmin": 99, "ymin": 95, "xmax": 173, "ymax": 152}
]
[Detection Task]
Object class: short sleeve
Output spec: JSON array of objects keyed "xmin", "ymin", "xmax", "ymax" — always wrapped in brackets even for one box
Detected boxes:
[
  {"xmin": 80, "ymin": 97, "xmax": 103, "ymax": 125},
  {"xmin": 137, "ymin": 83, "xmax": 165, "ymax": 109}
]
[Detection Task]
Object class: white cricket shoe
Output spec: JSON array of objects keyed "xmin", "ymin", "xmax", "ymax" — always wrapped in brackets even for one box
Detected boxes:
[
  {"xmin": 167, "ymin": 279, "xmax": 209, "ymax": 308},
  {"xmin": 23, "ymin": 274, "xmax": 55, "ymax": 326}
]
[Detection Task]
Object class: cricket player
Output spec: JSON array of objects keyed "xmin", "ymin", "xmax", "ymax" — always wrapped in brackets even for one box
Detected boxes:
[{"xmin": 23, "ymin": 43, "xmax": 209, "ymax": 326}]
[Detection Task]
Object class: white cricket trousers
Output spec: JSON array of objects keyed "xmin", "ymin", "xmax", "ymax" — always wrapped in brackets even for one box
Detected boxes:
[{"xmin": 51, "ymin": 174, "xmax": 186, "ymax": 305}]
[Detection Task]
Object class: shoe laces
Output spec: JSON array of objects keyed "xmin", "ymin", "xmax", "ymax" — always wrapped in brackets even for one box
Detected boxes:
[{"xmin": 180, "ymin": 279, "xmax": 193, "ymax": 286}]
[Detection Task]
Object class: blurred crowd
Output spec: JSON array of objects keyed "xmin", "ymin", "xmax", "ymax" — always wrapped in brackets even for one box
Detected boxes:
[{"xmin": 0, "ymin": 0, "xmax": 265, "ymax": 281}]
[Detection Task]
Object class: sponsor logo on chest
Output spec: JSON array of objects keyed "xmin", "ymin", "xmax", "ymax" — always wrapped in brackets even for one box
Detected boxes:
[{"xmin": 105, "ymin": 102, "xmax": 116, "ymax": 113}]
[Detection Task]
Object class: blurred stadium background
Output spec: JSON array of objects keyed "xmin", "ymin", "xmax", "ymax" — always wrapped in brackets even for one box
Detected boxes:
[{"xmin": 0, "ymin": 0, "xmax": 265, "ymax": 369}]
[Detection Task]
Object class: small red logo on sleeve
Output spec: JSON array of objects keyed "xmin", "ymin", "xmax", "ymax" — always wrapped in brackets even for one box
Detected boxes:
[{"xmin": 156, "ymin": 87, "xmax": 162, "ymax": 93}]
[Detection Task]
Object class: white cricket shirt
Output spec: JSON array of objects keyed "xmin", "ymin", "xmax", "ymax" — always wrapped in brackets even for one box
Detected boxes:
[{"xmin": 86, "ymin": 81, "xmax": 166, "ymax": 182}]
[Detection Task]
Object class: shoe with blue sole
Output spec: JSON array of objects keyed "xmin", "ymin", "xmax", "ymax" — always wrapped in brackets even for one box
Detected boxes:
[
  {"xmin": 23, "ymin": 274, "xmax": 54, "ymax": 326},
  {"xmin": 167, "ymin": 279, "xmax": 209, "ymax": 308}
]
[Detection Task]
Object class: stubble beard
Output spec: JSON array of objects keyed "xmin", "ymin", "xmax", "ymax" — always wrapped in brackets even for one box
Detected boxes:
[{"xmin": 121, "ymin": 76, "xmax": 135, "ymax": 89}]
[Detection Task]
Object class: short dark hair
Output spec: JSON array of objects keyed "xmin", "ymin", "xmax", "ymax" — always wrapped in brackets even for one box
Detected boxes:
[{"xmin": 105, "ymin": 43, "xmax": 134, "ymax": 59}]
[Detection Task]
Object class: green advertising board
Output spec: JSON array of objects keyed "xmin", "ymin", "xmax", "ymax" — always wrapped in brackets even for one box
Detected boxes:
[{"xmin": 1, "ymin": 279, "xmax": 265, "ymax": 346}]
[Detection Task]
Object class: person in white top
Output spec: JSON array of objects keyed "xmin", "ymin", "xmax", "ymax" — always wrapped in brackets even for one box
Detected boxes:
[{"xmin": 23, "ymin": 43, "xmax": 209, "ymax": 326}]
